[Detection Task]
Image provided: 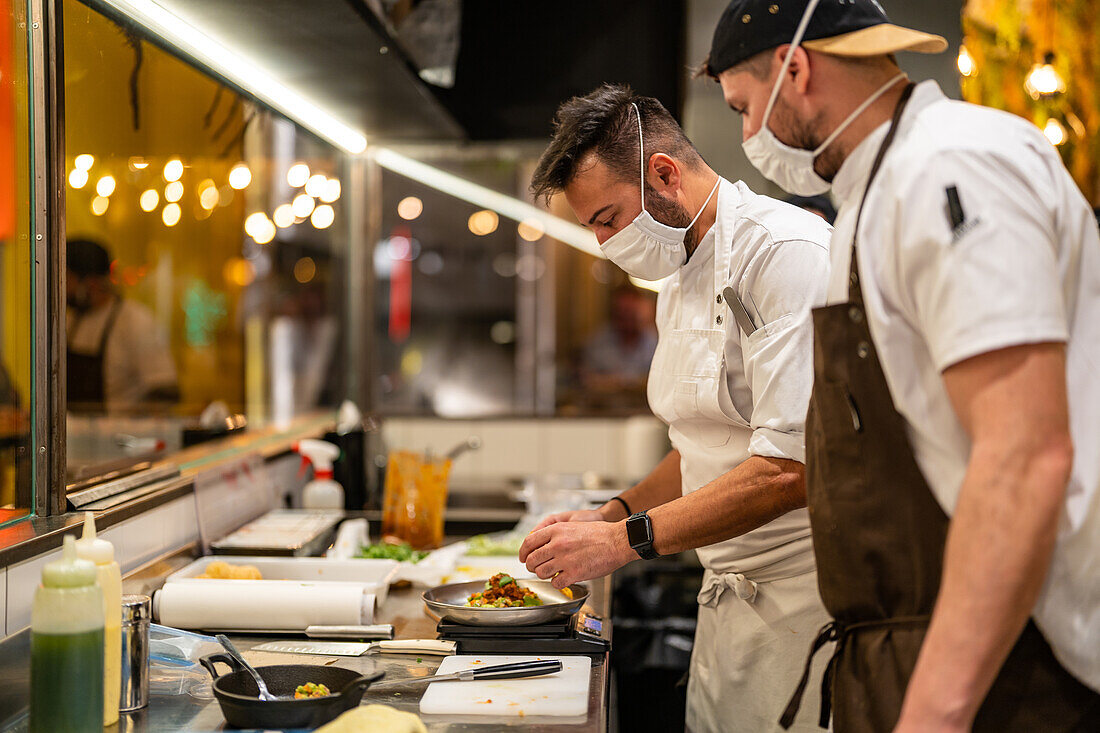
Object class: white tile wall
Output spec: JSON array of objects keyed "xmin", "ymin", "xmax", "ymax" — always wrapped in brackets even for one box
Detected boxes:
[
  {"xmin": 7, "ymin": 546, "xmax": 63, "ymax": 634},
  {"xmin": 382, "ymin": 417, "xmax": 669, "ymax": 485}
]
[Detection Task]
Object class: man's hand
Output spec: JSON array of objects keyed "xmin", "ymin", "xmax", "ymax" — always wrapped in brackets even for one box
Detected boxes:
[
  {"xmin": 528, "ymin": 509, "xmax": 607, "ymax": 534},
  {"xmin": 518, "ymin": 520, "xmax": 634, "ymax": 588}
]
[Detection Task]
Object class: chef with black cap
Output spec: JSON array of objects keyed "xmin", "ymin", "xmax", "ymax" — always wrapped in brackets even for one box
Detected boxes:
[{"xmin": 703, "ymin": 1, "xmax": 1100, "ymax": 731}]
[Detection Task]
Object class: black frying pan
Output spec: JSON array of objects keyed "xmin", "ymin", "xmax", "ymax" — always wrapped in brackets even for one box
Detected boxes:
[{"xmin": 200, "ymin": 653, "xmax": 384, "ymax": 729}]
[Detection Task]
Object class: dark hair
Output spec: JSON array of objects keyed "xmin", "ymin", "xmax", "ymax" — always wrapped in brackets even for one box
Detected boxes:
[
  {"xmin": 784, "ymin": 194, "xmax": 837, "ymax": 225},
  {"xmin": 67, "ymin": 238, "xmax": 112, "ymax": 277},
  {"xmin": 694, "ymin": 50, "xmax": 772, "ymax": 82},
  {"xmin": 530, "ymin": 83, "xmax": 703, "ymax": 205}
]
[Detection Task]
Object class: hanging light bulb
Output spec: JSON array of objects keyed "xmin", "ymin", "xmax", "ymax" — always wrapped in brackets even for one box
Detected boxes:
[
  {"xmin": 292, "ymin": 193, "xmax": 316, "ymax": 218},
  {"xmin": 1043, "ymin": 118, "xmax": 1068, "ymax": 146},
  {"xmin": 1025, "ymin": 52, "xmax": 1066, "ymax": 99},
  {"xmin": 228, "ymin": 163, "xmax": 252, "ymax": 190},
  {"xmin": 68, "ymin": 168, "xmax": 89, "ymax": 189},
  {"xmin": 956, "ymin": 45, "xmax": 976, "ymax": 78},
  {"xmin": 163, "ymin": 158, "xmax": 184, "ymax": 182},
  {"xmin": 139, "ymin": 189, "xmax": 159, "ymax": 212},
  {"xmin": 95, "ymin": 175, "xmax": 116, "ymax": 197},
  {"xmin": 287, "ymin": 163, "xmax": 310, "ymax": 188}
]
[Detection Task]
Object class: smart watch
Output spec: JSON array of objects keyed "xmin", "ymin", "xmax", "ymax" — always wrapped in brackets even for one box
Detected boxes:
[{"xmin": 626, "ymin": 511, "xmax": 660, "ymax": 560}]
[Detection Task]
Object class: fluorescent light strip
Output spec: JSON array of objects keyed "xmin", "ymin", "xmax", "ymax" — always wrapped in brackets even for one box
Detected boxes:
[
  {"xmin": 97, "ymin": 0, "xmax": 368, "ymax": 154},
  {"xmin": 372, "ymin": 148, "xmax": 665, "ymax": 292}
]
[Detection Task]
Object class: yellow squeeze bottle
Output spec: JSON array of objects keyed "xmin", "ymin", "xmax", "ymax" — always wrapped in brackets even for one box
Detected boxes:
[{"xmin": 75, "ymin": 512, "xmax": 121, "ymax": 726}]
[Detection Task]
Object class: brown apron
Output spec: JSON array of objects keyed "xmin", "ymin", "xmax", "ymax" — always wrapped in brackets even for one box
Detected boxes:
[
  {"xmin": 67, "ymin": 297, "xmax": 123, "ymax": 414},
  {"xmin": 780, "ymin": 84, "xmax": 1100, "ymax": 732}
]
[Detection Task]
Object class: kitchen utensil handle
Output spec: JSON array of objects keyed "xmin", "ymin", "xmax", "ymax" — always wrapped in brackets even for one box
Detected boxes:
[
  {"xmin": 199, "ymin": 652, "xmax": 240, "ymax": 680},
  {"xmin": 469, "ymin": 659, "xmax": 563, "ymax": 681},
  {"xmin": 216, "ymin": 634, "xmax": 274, "ymax": 700},
  {"xmin": 337, "ymin": 670, "xmax": 386, "ymax": 699},
  {"xmin": 306, "ymin": 624, "xmax": 394, "ymax": 640},
  {"xmin": 375, "ymin": 639, "xmax": 456, "ymax": 655}
]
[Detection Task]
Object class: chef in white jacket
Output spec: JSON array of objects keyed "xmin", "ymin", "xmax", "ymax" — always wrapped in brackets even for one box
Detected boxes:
[{"xmin": 520, "ymin": 84, "xmax": 833, "ymax": 732}]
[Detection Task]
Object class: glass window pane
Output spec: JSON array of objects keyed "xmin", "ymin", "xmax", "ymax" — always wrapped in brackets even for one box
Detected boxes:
[
  {"xmin": 63, "ymin": 0, "xmax": 348, "ymax": 483},
  {"xmin": 0, "ymin": 0, "xmax": 33, "ymax": 525}
]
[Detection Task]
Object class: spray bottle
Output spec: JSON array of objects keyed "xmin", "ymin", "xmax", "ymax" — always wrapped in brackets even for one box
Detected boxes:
[
  {"xmin": 297, "ymin": 439, "xmax": 344, "ymax": 509},
  {"xmin": 30, "ymin": 535, "xmax": 104, "ymax": 732},
  {"xmin": 75, "ymin": 512, "xmax": 121, "ymax": 726}
]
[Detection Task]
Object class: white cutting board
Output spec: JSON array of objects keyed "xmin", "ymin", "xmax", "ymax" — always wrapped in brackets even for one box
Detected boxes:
[{"xmin": 419, "ymin": 655, "xmax": 591, "ymax": 718}]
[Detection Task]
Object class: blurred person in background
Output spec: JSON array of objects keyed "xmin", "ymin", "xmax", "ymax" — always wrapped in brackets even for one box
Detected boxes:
[
  {"xmin": 66, "ymin": 238, "xmax": 178, "ymax": 414},
  {"xmin": 578, "ymin": 285, "xmax": 657, "ymax": 409}
]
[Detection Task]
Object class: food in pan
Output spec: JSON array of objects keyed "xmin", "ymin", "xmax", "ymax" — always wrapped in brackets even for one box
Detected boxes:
[
  {"xmin": 355, "ymin": 541, "xmax": 429, "ymax": 563},
  {"xmin": 195, "ymin": 560, "xmax": 263, "ymax": 580},
  {"xmin": 465, "ymin": 573, "xmax": 543, "ymax": 608},
  {"xmin": 293, "ymin": 682, "xmax": 332, "ymax": 699}
]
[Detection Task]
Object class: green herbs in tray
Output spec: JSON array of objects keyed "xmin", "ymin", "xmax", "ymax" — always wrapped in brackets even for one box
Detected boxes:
[{"xmin": 355, "ymin": 541, "xmax": 429, "ymax": 563}]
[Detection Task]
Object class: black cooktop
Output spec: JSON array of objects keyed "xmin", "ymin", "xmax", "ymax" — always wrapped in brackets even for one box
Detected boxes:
[{"xmin": 438, "ymin": 611, "xmax": 611, "ymax": 656}]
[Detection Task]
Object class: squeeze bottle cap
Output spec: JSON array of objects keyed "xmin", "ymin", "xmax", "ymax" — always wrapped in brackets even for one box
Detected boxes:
[
  {"xmin": 75, "ymin": 511, "xmax": 115, "ymax": 565},
  {"xmin": 295, "ymin": 439, "xmax": 341, "ymax": 479},
  {"xmin": 42, "ymin": 535, "xmax": 97, "ymax": 588}
]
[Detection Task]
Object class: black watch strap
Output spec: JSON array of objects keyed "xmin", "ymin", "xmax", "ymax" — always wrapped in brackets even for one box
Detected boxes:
[{"xmin": 626, "ymin": 512, "xmax": 660, "ymax": 560}]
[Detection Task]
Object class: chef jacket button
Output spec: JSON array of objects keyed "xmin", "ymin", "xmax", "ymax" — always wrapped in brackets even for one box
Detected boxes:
[
  {"xmin": 848, "ymin": 307, "xmax": 863, "ymax": 324},
  {"xmin": 716, "ymin": 293, "xmax": 723, "ymax": 304},
  {"xmin": 857, "ymin": 342, "xmax": 870, "ymax": 359},
  {"xmin": 716, "ymin": 314, "xmax": 723, "ymax": 325}
]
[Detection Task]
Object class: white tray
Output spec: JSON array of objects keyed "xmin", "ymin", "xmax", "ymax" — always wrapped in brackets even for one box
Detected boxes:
[{"xmin": 166, "ymin": 556, "xmax": 400, "ymax": 606}]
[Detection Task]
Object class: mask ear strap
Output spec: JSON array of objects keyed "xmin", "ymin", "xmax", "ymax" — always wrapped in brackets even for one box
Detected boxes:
[
  {"xmin": 761, "ymin": 0, "xmax": 822, "ymax": 125},
  {"xmin": 631, "ymin": 102, "xmax": 645, "ymax": 211},
  {"xmin": 812, "ymin": 72, "xmax": 908, "ymax": 156}
]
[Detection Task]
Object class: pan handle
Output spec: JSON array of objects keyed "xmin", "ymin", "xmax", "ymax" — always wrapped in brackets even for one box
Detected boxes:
[
  {"xmin": 200, "ymin": 652, "xmax": 244, "ymax": 681},
  {"xmin": 338, "ymin": 670, "xmax": 385, "ymax": 699}
]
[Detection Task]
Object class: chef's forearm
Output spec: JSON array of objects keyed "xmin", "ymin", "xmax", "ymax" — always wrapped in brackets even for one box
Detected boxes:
[
  {"xmin": 598, "ymin": 449, "xmax": 683, "ymax": 520},
  {"xmin": 898, "ymin": 437, "xmax": 1070, "ymax": 728},
  {"xmin": 644, "ymin": 455, "xmax": 805, "ymax": 555}
]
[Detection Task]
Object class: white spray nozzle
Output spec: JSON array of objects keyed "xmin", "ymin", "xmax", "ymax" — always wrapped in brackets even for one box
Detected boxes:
[
  {"xmin": 75, "ymin": 510, "xmax": 115, "ymax": 565},
  {"xmin": 296, "ymin": 439, "xmax": 341, "ymax": 475}
]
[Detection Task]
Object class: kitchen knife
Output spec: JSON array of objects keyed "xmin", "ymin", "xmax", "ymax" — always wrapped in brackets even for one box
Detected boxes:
[
  {"xmin": 305, "ymin": 624, "xmax": 394, "ymax": 640},
  {"xmin": 370, "ymin": 659, "xmax": 562, "ymax": 688},
  {"xmin": 252, "ymin": 639, "xmax": 456, "ymax": 657},
  {"xmin": 723, "ymin": 287, "xmax": 759, "ymax": 335}
]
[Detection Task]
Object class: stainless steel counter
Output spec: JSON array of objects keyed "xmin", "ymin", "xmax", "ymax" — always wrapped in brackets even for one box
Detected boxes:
[{"xmin": 1, "ymin": 572, "xmax": 611, "ymax": 732}]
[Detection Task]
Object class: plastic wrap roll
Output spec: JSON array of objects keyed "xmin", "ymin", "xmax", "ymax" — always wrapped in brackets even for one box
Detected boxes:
[{"xmin": 154, "ymin": 581, "xmax": 375, "ymax": 631}]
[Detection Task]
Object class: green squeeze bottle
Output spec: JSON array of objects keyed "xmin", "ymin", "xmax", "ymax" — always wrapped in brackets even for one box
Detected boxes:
[{"xmin": 30, "ymin": 534, "xmax": 105, "ymax": 733}]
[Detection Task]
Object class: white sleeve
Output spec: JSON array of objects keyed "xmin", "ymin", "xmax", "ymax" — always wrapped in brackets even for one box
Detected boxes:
[
  {"xmin": 890, "ymin": 149, "xmax": 1068, "ymax": 371},
  {"xmin": 738, "ymin": 238, "xmax": 830, "ymax": 464},
  {"xmin": 122, "ymin": 304, "xmax": 178, "ymax": 390}
]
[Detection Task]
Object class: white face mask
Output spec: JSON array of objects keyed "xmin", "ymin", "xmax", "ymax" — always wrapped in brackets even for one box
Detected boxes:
[
  {"xmin": 599, "ymin": 103, "xmax": 720, "ymax": 281},
  {"xmin": 741, "ymin": 0, "xmax": 906, "ymax": 196}
]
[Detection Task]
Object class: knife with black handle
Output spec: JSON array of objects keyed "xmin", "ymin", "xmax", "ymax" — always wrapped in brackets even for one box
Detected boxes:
[{"xmin": 370, "ymin": 659, "xmax": 562, "ymax": 688}]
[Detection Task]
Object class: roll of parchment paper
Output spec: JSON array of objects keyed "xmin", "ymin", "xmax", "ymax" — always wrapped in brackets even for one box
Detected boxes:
[{"xmin": 154, "ymin": 580, "xmax": 375, "ymax": 631}]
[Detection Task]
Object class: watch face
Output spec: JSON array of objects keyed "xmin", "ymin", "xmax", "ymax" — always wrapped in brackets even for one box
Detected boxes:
[{"xmin": 626, "ymin": 514, "xmax": 652, "ymax": 547}]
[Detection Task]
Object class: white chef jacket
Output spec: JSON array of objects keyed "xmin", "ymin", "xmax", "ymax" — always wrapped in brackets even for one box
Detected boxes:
[
  {"xmin": 67, "ymin": 298, "xmax": 178, "ymax": 414},
  {"xmin": 828, "ymin": 79, "xmax": 1100, "ymax": 692},
  {"xmin": 648, "ymin": 177, "xmax": 832, "ymax": 576}
]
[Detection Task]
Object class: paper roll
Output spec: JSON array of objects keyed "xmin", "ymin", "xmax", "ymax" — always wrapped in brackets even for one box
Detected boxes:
[{"xmin": 154, "ymin": 580, "xmax": 375, "ymax": 631}]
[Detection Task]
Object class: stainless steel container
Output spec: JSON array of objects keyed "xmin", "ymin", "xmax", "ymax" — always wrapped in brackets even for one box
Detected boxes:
[{"xmin": 119, "ymin": 594, "xmax": 151, "ymax": 712}]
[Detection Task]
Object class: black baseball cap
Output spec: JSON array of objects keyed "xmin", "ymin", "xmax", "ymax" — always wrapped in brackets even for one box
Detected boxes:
[
  {"xmin": 67, "ymin": 238, "xmax": 112, "ymax": 277},
  {"xmin": 707, "ymin": 0, "xmax": 946, "ymax": 77}
]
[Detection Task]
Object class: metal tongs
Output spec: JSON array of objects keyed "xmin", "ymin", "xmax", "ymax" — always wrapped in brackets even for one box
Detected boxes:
[{"xmin": 369, "ymin": 659, "xmax": 562, "ymax": 689}]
